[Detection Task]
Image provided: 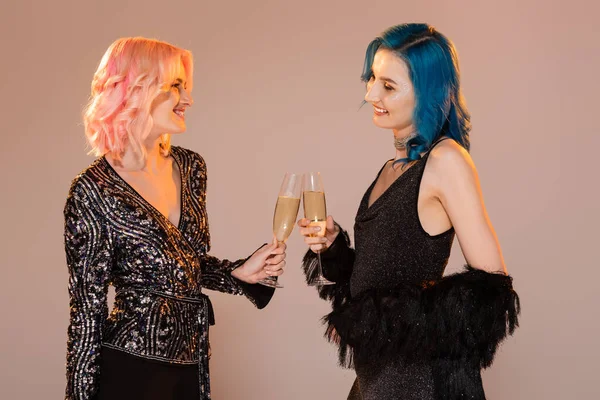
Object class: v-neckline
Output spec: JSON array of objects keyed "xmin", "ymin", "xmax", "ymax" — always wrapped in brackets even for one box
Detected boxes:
[
  {"xmin": 101, "ymin": 148, "xmax": 186, "ymax": 232},
  {"xmin": 363, "ymin": 157, "xmax": 425, "ymax": 212},
  {"xmin": 363, "ymin": 137, "xmax": 452, "ymax": 213}
]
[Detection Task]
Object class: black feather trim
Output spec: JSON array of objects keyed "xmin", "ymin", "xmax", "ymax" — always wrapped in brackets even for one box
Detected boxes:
[
  {"xmin": 302, "ymin": 227, "xmax": 355, "ymax": 308},
  {"xmin": 324, "ymin": 265, "xmax": 520, "ymax": 372}
]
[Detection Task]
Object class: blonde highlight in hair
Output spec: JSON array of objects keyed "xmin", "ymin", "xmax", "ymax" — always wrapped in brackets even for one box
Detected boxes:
[{"xmin": 83, "ymin": 37, "xmax": 193, "ymax": 166}]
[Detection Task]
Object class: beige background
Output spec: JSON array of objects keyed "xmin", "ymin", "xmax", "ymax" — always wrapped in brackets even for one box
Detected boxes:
[{"xmin": 1, "ymin": 0, "xmax": 598, "ymax": 399}]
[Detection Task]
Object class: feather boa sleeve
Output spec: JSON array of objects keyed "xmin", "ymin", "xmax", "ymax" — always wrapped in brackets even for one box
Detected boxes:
[
  {"xmin": 324, "ymin": 266, "xmax": 520, "ymax": 371},
  {"xmin": 302, "ymin": 226, "xmax": 355, "ymax": 308}
]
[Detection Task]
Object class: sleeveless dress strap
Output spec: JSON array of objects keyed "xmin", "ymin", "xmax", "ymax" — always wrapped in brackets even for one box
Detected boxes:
[{"xmin": 423, "ymin": 137, "xmax": 452, "ymax": 157}]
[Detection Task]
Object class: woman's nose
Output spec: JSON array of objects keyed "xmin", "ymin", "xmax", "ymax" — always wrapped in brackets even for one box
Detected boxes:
[{"xmin": 180, "ymin": 88, "xmax": 193, "ymax": 106}]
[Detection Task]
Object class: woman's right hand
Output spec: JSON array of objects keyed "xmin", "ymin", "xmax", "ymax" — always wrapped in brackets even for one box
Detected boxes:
[{"xmin": 297, "ymin": 215, "xmax": 340, "ymax": 253}]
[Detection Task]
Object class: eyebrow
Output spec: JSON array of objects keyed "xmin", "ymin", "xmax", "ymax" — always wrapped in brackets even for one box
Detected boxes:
[{"xmin": 379, "ymin": 76, "xmax": 397, "ymax": 85}]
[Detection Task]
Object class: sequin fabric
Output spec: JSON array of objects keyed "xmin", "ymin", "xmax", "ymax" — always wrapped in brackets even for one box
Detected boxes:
[
  {"xmin": 349, "ymin": 145, "xmax": 455, "ymax": 399},
  {"xmin": 64, "ymin": 146, "xmax": 267, "ymax": 400}
]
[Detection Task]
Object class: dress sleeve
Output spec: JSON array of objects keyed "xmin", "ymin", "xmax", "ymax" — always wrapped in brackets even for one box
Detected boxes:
[
  {"xmin": 301, "ymin": 225, "xmax": 355, "ymax": 308},
  {"xmin": 64, "ymin": 186, "xmax": 113, "ymax": 400},
  {"xmin": 199, "ymin": 250, "xmax": 274, "ymax": 309},
  {"xmin": 324, "ymin": 266, "xmax": 520, "ymax": 371}
]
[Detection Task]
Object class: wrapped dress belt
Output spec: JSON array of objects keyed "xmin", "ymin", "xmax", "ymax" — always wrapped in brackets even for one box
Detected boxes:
[{"xmin": 114, "ymin": 287, "xmax": 215, "ymax": 399}]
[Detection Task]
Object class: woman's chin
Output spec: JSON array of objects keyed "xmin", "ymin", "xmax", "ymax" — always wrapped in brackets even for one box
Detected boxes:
[
  {"xmin": 371, "ymin": 119, "xmax": 394, "ymax": 130},
  {"xmin": 168, "ymin": 124, "xmax": 187, "ymax": 135}
]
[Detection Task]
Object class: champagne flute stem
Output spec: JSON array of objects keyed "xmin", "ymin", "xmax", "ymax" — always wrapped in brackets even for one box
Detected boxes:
[
  {"xmin": 308, "ymin": 241, "xmax": 335, "ymax": 286},
  {"xmin": 317, "ymin": 250, "xmax": 323, "ymax": 277}
]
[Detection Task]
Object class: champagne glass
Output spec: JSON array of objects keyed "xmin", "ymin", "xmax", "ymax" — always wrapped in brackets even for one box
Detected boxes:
[
  {"xmin": 303, "ymin": 172, "xmax": 335, "ymax": 286},
  {"xmin": 258, "ymin": 173, "xmax": 302, "ymax": 288}
]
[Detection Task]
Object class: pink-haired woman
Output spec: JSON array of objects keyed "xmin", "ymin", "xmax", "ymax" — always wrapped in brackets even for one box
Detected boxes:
[{"xmin": 64, "ymin": 37, "xmax": 285, "ymax": 400}]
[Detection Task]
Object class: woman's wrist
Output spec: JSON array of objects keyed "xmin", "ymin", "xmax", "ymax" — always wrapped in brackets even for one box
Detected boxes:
[{"xmin": 231, "ymin": 264, "xmax": 252, "ymax": 283}]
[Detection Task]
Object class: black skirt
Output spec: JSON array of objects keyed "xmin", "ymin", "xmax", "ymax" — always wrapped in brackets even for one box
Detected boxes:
[{"xmin": 95, "ymin": 347, "xmax": 200, "ymax": 400}]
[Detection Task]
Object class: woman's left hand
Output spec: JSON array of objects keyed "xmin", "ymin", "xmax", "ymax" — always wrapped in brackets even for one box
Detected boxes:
[{"xmin": 232, "ymin": 238, "xmax": 286, "ymax": 284}]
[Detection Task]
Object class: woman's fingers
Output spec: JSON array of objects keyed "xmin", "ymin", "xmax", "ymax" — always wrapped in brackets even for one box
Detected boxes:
[
  {"xmin": 265, "ymin": 260, "xmax": 286, "ymax": 275},
  {"xmin": 297, "ymin": 218, "xmax": 310, "ymax": 228},
  {"xmin": 310, "ymin": 244, "xmax": 327, "ymax": 252},
  {"xmin": 326, "ymin": 215, "xmax": 336, "ymax": 231},
  {"xmin": 269, "ymin": 241, "xmax": 287, "ymax": 255},
  {"xmin": 299, "ymin": 225, "xmax": 323, "ymax": 236},
  {"xmin": 298, "ymin": 217, "xmax": 336, "ymax": 253},
  {"xmin": 256, "ymin": 240, "xmax": 278, "ymax": 259},
  {"xmin": 304, "ymin": 236, "xmax": 327, "ymax": 245},
  {"xmin": 265, "ymin": 268, "xmax": 284, "ymax": 277},
  {"xmin": 266, "ymin": 252, "xmax": 286, "ymax": 265}
]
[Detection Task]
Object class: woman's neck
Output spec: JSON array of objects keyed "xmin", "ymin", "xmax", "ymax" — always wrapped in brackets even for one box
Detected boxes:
[
  {"xmin": 392, "ymin": 127, "xmax": 412, "ymax": 162},
  {"xmin": 109, "ymin": 136, "xmax": 167, "ymax": 173}
]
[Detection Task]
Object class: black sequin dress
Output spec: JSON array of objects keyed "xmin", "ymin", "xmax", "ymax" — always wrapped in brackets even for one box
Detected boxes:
[
  {"xmin": 303, "ymin": 140, "xmax": 520, "ymax": 400},
  {"xmin": 64, "ymin": 146, "xmax": 274, "ymax": 400}
]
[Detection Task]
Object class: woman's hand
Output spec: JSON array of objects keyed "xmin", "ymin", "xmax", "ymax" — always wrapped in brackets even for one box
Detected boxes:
[
  {"xmin": 297, "ymin": 215, "xmax": 340, "ymax": 253},
  {"xmin": 231, "ymin": 238, "xmax": 287, "ymax": 284}
]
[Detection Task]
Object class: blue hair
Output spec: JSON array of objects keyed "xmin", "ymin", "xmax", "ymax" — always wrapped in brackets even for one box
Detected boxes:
[{"xmin": 362, "ymin": 23, "xmax": 471, "ymax": 161}]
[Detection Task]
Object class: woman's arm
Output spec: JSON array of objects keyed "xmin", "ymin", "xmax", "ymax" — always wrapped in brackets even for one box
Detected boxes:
[
  {"xmin": 64, "ymin": 185, "xmax": 112, "ymax": 400},
  {"xmin": 428, "ymin": 140, "xmax": 507, "ymax": 274},
  {"xmin": 199, "ymin": 242, "xmax": 283, "ymax": 309},
  {"xmin": 189, "ymin": 151, "xmax": 282, "ymax": 308}
]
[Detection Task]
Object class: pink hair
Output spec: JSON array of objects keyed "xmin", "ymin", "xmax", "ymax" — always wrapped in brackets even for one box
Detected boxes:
[{"xmin": 83, "ymin": 37, "xmax": 193, "ymax": 164}]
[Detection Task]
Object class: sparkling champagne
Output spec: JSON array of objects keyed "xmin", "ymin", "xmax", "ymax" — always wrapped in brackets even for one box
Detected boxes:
[
  {"xmin": 273, "ymin": 196, "xmax": 301, "ymax": 242},
  {"xmin": 259, "ymin": 172, "xmax": 302, "ymax": 289},
  {"xmin": 303, "ymin": 191, "xmax": 327, "ymax": 237}
]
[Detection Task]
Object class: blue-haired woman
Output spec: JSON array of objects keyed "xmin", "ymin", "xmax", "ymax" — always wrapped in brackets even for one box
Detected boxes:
[{"xmin": 298, "ymin": 23, "xmax": 520, "ymax": 400}]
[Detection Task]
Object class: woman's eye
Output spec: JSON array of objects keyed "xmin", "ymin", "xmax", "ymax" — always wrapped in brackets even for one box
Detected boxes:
[{"xmin": 384, "ymin": 84, "xmax": 394, "ymax": 91}]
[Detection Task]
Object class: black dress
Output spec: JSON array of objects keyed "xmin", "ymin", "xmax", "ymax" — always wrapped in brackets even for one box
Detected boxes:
[
  {"xmin": 303, "ymin": 139, "xmax": 520, "ymax": 399},
  {"xmin": 64, "ymin": 146, "xmax": 274, "ymax": 400}
]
